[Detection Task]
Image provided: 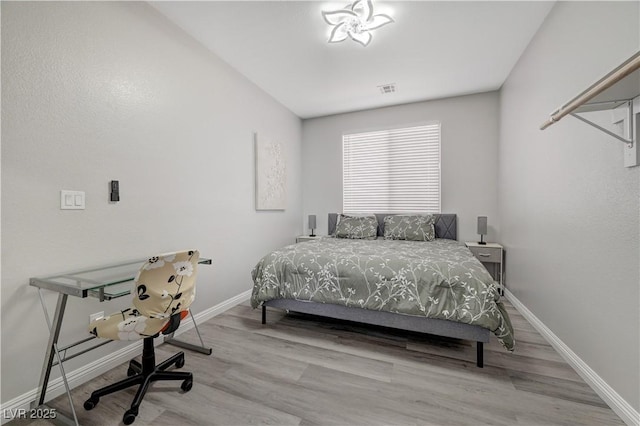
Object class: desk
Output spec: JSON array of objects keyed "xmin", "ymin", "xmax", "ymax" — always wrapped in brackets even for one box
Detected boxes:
[{"xmin": 29, "ymin": 257, "xmax": 212, "ymax": 425}]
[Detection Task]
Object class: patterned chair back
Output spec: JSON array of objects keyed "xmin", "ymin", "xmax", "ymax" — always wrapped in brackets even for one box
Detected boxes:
[{"xmin": 133, "ymin": 250, "xmax": 200, "ymax": 321}]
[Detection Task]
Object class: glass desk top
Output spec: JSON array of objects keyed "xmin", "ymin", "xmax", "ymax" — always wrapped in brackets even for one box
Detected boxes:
[{"xmin": 30, "ymin": 257, "xmax": 212, "ymax": 300}]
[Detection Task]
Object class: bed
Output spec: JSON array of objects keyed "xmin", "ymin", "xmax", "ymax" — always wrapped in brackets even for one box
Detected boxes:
[{"xmin": 251, "ymin": 213, "xmax": 514, "ymax": 367}]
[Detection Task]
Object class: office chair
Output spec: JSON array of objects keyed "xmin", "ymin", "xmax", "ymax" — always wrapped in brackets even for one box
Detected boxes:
[{"xmin": 84, "ymin": 250, "xmax": 200, "ymax": 425}]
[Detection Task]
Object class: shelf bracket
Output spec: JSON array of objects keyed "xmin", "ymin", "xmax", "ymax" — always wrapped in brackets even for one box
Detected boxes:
[{"xmin": 569, "ymin": 99, "xmax": 634, "ymax": 146}]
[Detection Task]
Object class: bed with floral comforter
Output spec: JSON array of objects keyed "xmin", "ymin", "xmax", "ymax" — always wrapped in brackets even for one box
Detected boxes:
[{"xmin": 251, "ymin": 238, "xmax": 514, "ymax": 351}]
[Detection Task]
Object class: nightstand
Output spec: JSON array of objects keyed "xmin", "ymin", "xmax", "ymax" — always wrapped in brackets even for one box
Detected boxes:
[
  {"xmin": 296, "ymin": 235, "xmax": 324, "ymax": 243},
  {"xmin": 465, "ymin": 242, "xmax": 504, "ymax": 293}
]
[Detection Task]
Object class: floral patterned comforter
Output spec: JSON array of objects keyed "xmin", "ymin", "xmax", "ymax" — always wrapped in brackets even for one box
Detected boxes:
[{"xmin": 251, "ymin": 238, "xmax": 514, "ymax": 351}]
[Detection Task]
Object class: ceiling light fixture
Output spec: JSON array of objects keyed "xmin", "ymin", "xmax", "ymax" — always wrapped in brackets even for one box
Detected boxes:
[{"xmin": 322, "ymin": 0, "xmax": 394, "ymax": 47}]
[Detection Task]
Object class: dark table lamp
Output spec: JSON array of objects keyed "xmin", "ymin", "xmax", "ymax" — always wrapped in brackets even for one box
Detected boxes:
[
  {"xmin": 477, "ymin": 216, "xmax": 487, "ymax": 245},
  {"xmin": 308, "ymin": 215, "xmax": 316, "ymax": 237}
]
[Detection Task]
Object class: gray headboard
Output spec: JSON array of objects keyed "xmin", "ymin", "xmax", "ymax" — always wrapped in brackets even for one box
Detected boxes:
[{"xmin": 328, "ymin": 213, "xmax": 457, "ymax": 240}]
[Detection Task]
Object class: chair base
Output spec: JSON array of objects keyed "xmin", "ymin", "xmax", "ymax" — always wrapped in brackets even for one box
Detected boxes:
[{"xmin": 84, "ymin": 337, "xmax": 192, "ymax": 425}]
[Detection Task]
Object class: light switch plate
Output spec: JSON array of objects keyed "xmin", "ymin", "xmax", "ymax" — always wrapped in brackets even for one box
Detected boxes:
[{"xmin": 60, "ymin": 190, "xmax": 85, "ymax": 210}]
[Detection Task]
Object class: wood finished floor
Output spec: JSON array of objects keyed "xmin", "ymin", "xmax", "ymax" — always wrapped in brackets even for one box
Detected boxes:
[{"xmin": 11, "ymin": 299, "xmax": 624, "ymax": 426}]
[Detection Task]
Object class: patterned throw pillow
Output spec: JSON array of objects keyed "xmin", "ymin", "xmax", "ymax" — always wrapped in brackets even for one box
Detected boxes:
[
  {"xmin": 335, "ymin": 214, "xmax": 378, "ymax": 239},
  {"xmin": 383, "ymin": 215, "xmax": 436, "ymax": 241}
]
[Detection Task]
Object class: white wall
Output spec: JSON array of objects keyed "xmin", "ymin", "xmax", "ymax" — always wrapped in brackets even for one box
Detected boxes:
[
  {"xmin": 499, "ymin": 1, "xmax": 639, "ymax": 412},
  {"xmin": 302, "ymin": 92, "xmax": 500, "ymax": 242},
  {"xmin": 1, "ymin": 2, "xmax": 301, "ymax": 404}
]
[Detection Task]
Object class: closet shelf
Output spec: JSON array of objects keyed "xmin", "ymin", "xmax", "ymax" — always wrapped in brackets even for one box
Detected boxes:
[
  {"xmin": 540, "ymin": 51, "xmax": 639, "ymax": 168},
  {"xmin": 540, "ymin": 51, "xmax": 640, "ymax": 132}
]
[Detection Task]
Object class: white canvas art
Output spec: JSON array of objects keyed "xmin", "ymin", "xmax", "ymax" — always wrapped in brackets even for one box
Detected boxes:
[{"xmin": 255, "ymin": 133, "xmax": 286, "ymax": 210}]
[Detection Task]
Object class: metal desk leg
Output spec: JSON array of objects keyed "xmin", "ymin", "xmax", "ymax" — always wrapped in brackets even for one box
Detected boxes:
[
  {"xmin": 164, "ymin": 309, "xmax": 212, "ymax": 355},
  {"xmin": 34, "ymin": 291, "xmax": 79, "ymax": 426},
  {"xmin": 36, "ymin": 292, "xmax": 67, "ymax": 405}
]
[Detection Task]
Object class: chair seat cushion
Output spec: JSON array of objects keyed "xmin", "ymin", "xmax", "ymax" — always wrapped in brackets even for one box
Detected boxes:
[{"xmin": 88, "ymin": 307, "xmax": 170, "ymax": 341}]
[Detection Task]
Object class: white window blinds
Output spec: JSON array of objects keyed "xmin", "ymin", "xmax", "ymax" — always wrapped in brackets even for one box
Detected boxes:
[{"xmin": 343, "ymin": 124, "xmax": 441, "ymax": 214}]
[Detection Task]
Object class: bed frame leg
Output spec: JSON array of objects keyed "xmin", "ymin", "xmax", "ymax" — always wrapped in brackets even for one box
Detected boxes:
[
  {"xmin": 477, "ymin": 342, "xmax": 484, "ymax": 368},
  {"xmin": 261, "ymin": 305, "xmax": 266, "ymax": 324}
]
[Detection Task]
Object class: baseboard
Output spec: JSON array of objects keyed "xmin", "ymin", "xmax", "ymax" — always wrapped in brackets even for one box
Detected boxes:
[
  {"xmin": 170, "ymin": 289, "xmax": 252, "ymax": 336},
  {"xmin": 0, "ymin": 340, "xmax": 144, "ymax": 425},
  {"xmin": 505, "ymin": 289, "xmax": 639, "ymax": 426},
  {"xmin": 0, "ymin": 289, "xmax": 252, "ymax": 425}
]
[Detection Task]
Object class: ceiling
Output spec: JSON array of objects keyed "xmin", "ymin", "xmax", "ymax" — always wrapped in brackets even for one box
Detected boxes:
[{"xmin": 151, "ymin": 1, "xmax": 555, "ymax": 119}]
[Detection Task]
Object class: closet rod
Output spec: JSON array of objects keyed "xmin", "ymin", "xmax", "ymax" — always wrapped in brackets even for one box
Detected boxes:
[{"xmin": 540, "ymin": 51, "xmax": 640, "ymax": 130}]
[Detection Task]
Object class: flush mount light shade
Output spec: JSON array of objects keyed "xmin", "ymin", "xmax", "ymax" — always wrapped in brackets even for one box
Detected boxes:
[{"xmin": 322, "ymin": 0, "xmax": 394, "ymax": 47}]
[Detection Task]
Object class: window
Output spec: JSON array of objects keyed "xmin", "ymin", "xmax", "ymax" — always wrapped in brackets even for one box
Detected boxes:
[{"xmin": 342, "ymin": 123, "xmax": 441, "ymax": 214}]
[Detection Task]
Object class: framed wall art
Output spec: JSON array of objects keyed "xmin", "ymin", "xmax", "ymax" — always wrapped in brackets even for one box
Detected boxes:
[{"xmin": 254, "ymin": 132, "xmax": 286, "ymax": 210}]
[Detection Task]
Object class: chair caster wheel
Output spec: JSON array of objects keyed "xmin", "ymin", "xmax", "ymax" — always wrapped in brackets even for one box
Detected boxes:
[
  {"xmin": 83, "ymin": 397, "xmax": 99, "ymax": 410},
  {"xmin": 123, "ymin": 409, "xmax": 137, "ymax": 425},
  {"xmin": 175, "ymin": 356, "xmax": 185, "ymax": 369},
  {"xmin": 181, "ymin": 379, "xmax": 193, "ymax": 392}
]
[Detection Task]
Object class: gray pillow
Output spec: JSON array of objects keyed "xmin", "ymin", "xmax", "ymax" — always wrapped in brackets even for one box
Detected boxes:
[
  {"xmin": 383, "ymin": 215, "xmax": 436, "ymax": 241},
  {"xmin": 335, "ymin": 214, "xmax": 378, "ymax": 239}
]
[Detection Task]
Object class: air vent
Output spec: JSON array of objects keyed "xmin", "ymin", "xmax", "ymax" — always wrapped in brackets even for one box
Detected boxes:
[{"xmin": 378, "ymin": 83, "xmax": 397, "ymax": 94}]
